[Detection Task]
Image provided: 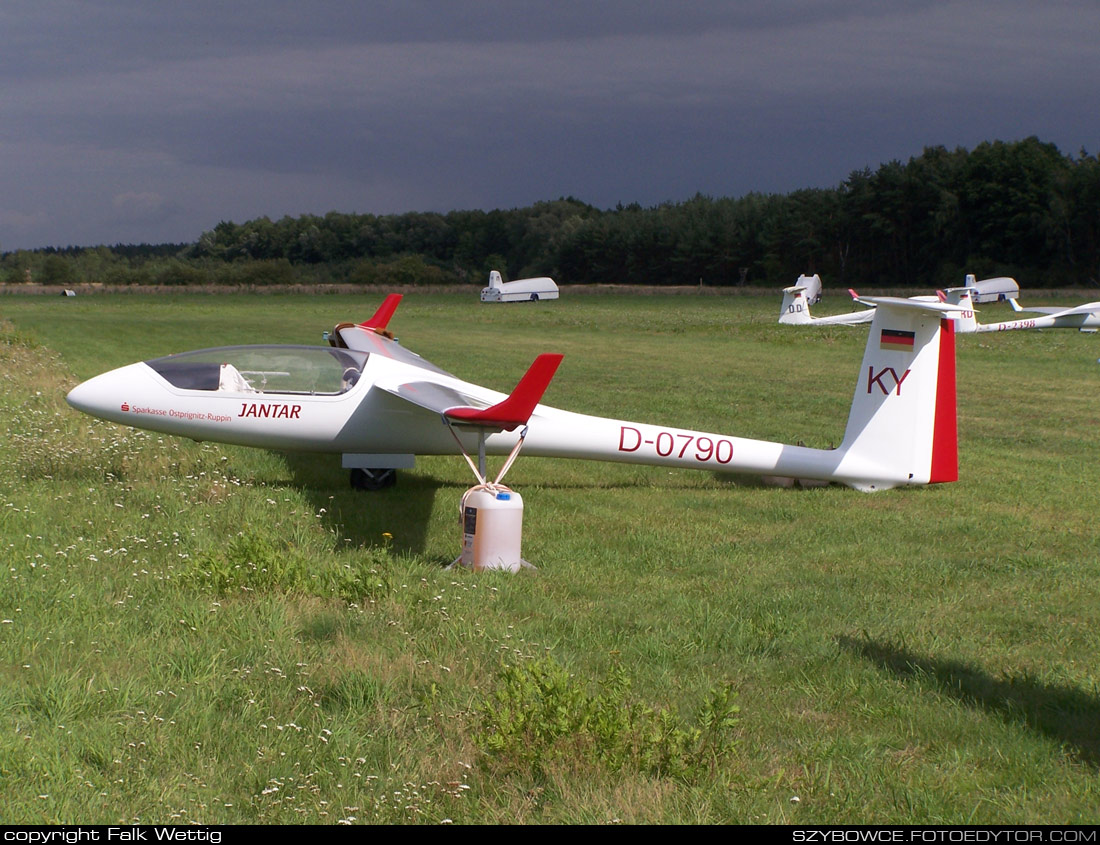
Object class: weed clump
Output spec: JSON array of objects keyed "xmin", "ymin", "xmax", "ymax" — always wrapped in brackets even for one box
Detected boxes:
[
  {"xmin": 185, "ymin": 531, "xmax": 390, "ymax": 601},
  {"xmin": 474, "ymin": 656, "xmax": 739, "ymax": 783}
]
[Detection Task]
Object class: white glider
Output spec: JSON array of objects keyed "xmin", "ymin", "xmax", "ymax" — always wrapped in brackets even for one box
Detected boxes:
[
  {"xmin": 941, "ymin": 287, "xmax": 1100, "ymax": 333},
  {"xmin": 67, "ymin": 293, "xmax": 966, "ymax": 493},
  {"xmin": 779, "ymin": 274, "xmax": 876, "ymax": 326},
  {"xmin": 781, "ymin": 274, "xmax": 1027, "ymax": 329}
]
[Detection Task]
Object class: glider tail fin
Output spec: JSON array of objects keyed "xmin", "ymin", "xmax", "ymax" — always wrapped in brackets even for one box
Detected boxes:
[
  {"xmin": 837, "ymin": 297, "xmax": 960, "ymax": 489},
  {"xmin": 779, "ymin": 286, "xmax": 812, "ymax": 325},
  {"xmin": 939, "ymin": 287, "xmax": 978, "ymax": 333}
]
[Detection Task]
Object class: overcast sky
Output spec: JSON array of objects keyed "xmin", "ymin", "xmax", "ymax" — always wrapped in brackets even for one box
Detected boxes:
[{"xmin": 1, "ymin": 0, "xmax": 1097, "ymax": 250}]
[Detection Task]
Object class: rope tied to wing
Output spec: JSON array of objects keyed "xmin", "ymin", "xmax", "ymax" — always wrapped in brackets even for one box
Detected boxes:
[
  {"xmin": 445, "ymin": 419, "xmax": 530, "ymax": 523},
  {"xmin": 445, "ymin": 419, "xmax": 528, "ymax": 486},
  {"xmin": 443, "ymin": 421, "xmax": 536, "ymax": 574}
]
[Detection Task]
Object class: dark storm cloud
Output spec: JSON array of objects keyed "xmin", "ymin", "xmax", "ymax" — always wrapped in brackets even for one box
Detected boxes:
[
  {"xmin": 0, "ymin": 0, "xmax": 933, "ymax": 77},
  {"xmin": 1, "ymin": 1, "xmax": 1097, "ymax": 249}
]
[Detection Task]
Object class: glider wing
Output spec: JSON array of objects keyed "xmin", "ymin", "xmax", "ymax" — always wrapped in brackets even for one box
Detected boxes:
[{"xmin": 375, "ymin": 353, "xmax": 564, "ymax": 432}]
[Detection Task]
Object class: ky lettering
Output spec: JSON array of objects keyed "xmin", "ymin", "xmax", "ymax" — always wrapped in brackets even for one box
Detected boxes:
[{"xmin": 867, "ymin": 366, "xmax": 910, "ymax": 396}]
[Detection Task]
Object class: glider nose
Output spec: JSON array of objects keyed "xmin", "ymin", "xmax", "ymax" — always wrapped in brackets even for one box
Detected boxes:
[
  {"xmin": 66, "ymin": 364, "xmax": 146, "ymax": 423},
  {"xmin": 66, "ymin": 372, "xmax": 116, "ymax": 420}
]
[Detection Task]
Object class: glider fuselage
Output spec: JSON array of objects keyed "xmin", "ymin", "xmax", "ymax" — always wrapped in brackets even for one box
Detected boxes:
[
  {"xmin": 67, "ymin": 294, "xmax": 964, "ymax": 493},
  {"xmin": 65, "ymin": 346, "xmax": 851, "ymax": 479}
]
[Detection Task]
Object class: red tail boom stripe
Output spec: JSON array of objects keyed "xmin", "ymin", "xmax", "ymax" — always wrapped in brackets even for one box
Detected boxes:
[{"xmin": 929, "ymin": 319, "xmax": 958, "ymax": 483}]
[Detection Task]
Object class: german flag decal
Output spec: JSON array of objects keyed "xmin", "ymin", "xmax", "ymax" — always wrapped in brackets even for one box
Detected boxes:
[{"xmin": 880, "ymin": 328, "xmax": 915, "ymax": 351}]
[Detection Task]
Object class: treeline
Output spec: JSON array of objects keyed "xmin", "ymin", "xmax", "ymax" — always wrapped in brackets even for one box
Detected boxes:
[{"xmin": 4, "ymin": 137, "xmax": 1098, "ymax": 289}]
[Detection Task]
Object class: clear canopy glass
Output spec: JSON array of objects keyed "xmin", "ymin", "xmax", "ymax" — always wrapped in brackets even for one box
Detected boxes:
[{"xmin": 146, "ymin": 346, "xmax": 369, "ymax": 395}]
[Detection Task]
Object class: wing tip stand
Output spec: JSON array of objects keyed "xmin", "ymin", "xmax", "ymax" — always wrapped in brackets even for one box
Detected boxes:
[
  {"xmin": 328, "ymin": 293, "xmax": 403, "ymax": 348},
  {"xmin": 443, "ymin": 353, "xmax": 564, "ymax": 432},
  {"xmin": 360, "ymin": 293, "xmax": 403, "ymax": 335}
]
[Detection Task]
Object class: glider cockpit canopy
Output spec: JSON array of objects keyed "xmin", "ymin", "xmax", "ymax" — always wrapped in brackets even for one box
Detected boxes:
[{"xmin": 146, "ymin": 345, "xmax": 370, "ymax": 395}]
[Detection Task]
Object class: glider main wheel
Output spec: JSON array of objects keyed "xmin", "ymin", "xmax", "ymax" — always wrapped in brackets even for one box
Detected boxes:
[
  {"xmin": 530, "ymin": 293, "xmax": 539, "ymax": 301},
  {"xmin": 350, "ymin": 467, "xmax": 397, "ymax": 491}
]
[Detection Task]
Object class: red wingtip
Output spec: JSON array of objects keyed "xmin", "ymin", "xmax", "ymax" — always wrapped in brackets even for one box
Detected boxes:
[
  {"xmin": 444, "ymin": 353, "xmax": 564, "ymax": 432},
  {"xmin": 360, "ymin": 294, "xmax": 403, "ymax": 331},
  {"xmin": 847, "ymin": 288, "xmax": 859, "ymax": 300},
  {"xmin": 936, "ymin": 290, "xmax": 946, "ymax": 302}
]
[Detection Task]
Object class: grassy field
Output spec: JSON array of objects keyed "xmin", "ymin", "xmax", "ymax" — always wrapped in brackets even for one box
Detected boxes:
[{"xmin": 1, "ymin": 291, "xmax": 1098, "ymax": 825}]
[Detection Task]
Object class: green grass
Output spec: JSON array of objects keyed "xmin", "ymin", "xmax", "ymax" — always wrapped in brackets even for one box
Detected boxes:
[{"xmin": 1, "ymin": 291, "xmax": 1098, "ymax": 824}]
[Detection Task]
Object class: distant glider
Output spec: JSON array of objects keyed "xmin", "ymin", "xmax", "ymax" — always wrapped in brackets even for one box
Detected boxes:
[
  {"xmin": 941, "ymin": 287, "xmax": 1100, "ymax": 333},
  {"xmin": 67, "ymin": 293, "xmax": 966, "ymax": 493},
  {"xmin": 779, "ymin": 274, "xmax": 875, "ymax": 326},
  {"xmin": 781, "ymin": 274, "xmax": 1024, "ymax": 330}
]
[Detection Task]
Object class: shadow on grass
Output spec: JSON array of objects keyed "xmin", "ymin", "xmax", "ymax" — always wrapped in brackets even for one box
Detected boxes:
[
  {"xmin": 280, "ymin": 450, "xmax": 464, "ymax": 557},
  {"xmin": 278, "ymin": 451, "xmax": 846, "ymax": 555},
  {"xmin": 838, "ymin": 634, "xmax": 1100, "ymax": 768},
  {"xmin": 710, "ymin": 471, "xmax": 835, "ymax": 490}
]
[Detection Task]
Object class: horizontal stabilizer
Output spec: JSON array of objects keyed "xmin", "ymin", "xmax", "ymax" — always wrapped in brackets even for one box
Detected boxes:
[
  {"xmin": 444, "ymin": 354, "xmax": 564, "ymax": 431},
  {"xmin": 853, "ymin": 295, "xmax": 971, "ymax": 316}
]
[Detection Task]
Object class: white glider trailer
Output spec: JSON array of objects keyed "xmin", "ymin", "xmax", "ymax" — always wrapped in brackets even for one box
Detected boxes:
[
  {"xmin": 963, "ymin": 274, "xmax": 1019, "ymax": 303},
  {"xmin": 481, "ymin": 270, "xmax": 559, "ymax": 303}
]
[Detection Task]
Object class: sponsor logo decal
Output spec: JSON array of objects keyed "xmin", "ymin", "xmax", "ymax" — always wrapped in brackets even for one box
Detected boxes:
[
  {"xmin": 170, "ymin": 409, "xmax": 232, "ymax": 423},
  {"xmin": 121, "ymin": 402, "xmax": 232, "ymax": 423}
]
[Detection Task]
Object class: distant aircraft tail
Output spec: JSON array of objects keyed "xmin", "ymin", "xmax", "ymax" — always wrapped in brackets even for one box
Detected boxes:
[
  {"xmin": 939, "ymin": 287, "xmax": 978, "ymax": 333},
  {"xmin": 778, "ymin": 274, "xmax": 824, "ymax": 324},
  {"xmin": 835, "ymin": 296, "xmax": 961, "ymax": 489},
  {"xmin": 779, "ymin": 285, "xmax": 813, "ymax": 325}
]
